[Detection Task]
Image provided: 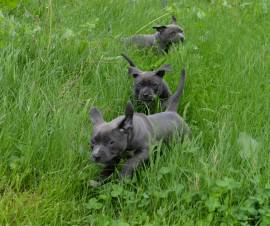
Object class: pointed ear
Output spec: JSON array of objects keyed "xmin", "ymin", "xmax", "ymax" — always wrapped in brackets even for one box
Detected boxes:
[
  {"xmin": 89, "ymin": 107, "xmax": 104, "ymax": 126},
  {"xmin": 128, "ymin": 66, "xmax": 141, "ymax": 78},
  {"xmin": 171, "ymin": 16, "xmax": 177, "ymax": 24},
  {"xmin": 153, "ymin": 25, "xmax": 167, "ymax": 33},
  {"xmin": 118, "ymin": 101, "xmax": 134, "ymax": 131},
  {"xmin": 155, "ymin": 64, "xmax": 172, "ymax": 77}
]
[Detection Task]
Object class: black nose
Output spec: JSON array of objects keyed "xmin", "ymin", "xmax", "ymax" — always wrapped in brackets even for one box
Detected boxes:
[
  {"xmin": 143, "ymin": 93, "xmax": 149, "ymax": 97},
  {"xmin": 93, "ymin": 156, "xmax": 101, "ymax": 162}
]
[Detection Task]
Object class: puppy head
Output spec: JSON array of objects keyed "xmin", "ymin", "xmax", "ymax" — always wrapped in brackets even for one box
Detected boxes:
[
  {"xmin": 89, "ymin": 103, "xmax": 134, "ymax": 165},
  {"xmin": 153, "ymin": 16, "xmax": 185, "ymax": 44},
  {"xmin": 128, "ymin": 64, "xmax": 171, "ymax": 104}
]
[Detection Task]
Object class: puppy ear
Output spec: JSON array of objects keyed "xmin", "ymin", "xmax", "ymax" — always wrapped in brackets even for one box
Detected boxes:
[
  {"xmin": 155, "ymin": 64, "xmax": 172, "ymax": 77},
  {"xmin": 171, "ymin": 16, "xmax": 177, "ymax": 24},
  {"xmin": 118, "ymin": 101, "xmax": 134, "ymax": 131},
  {"xmin": 128, "ymin": 66, "xmax": 141, "ymax": 78},
  {"xmin": 89, "ymin": 107, "xmax": 104, "ymax": 126},
  {"xmin": 153, "ymin": 25, "xmax": 167, "ymax": 33}
]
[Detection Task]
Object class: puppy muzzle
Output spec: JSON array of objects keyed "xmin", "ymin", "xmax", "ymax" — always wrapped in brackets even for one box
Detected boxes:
[
  {"xmin": 178, "ymin": 32, "xmax": 185, "ymax": 42},
  {"xmin": 140, "ymin": 96, "xmax": 155, "ymax": 103}
]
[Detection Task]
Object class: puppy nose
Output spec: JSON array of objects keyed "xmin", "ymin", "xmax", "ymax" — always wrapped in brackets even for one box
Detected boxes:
[
  {"xmin": 143, "ymin": 93, "xmax": 149, "ymax": 97},
  {"xmin": 93, "ymin": 155, "xmax": 101, "ymax": 162},
  {"xmin": 179, "ymin": 33, "xmax": 185, "ymax": 42},
  {"xmin": 92, "ymin": 151, "xmax": 101, "ymax": 161}
]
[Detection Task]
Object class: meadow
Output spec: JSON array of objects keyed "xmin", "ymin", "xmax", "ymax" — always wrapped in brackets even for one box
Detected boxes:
[{"xmin": 0, "ymin": 0, "xmax": 270, "ymax": 225}]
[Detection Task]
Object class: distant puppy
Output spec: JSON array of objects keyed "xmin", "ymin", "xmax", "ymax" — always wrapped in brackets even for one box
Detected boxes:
[
  {"xmin": 121, "ymin": 53, "xmax": 171, "ymax": 112},
  {"xmin": 127, "ymin": 16, "xmax": 184, "ymax": 53},
  {"xmin": 89, "ymin": 69, "xmax": 190, "ymax": 183}
]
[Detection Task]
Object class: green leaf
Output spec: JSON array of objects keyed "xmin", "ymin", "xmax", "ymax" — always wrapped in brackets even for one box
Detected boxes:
[
  {"xmin": 111, "ymin": 184, "xmax": 123, "ymax": 197},
  {"xmin": 237, "ymin": 132, "xmax": 260, "ymax": 160},
  {"xmin": 215, "ymin": 177, "xmax": 240, "ymax": 190},
  {"xmin": 159, "ymin": 167, "xmax": 171, "ymax": 175},
  {"xmin": 143, "ymin": 192, "xmax": 150, "ymax": 199},
  {"xmin": 98, "ymin": 194, "xmax": 110, "ymax": 201},
  {"xmin": 173, "ymin": 184, "xmax": 184, "ymax": 195},
  {"xmin": 153, "ymin": 191, "xmax": 168, "ymax": 199},
  {"xmin": 111, "ymin": 220, "xmax": 129, "ymax": 226},
  {"xmin": 1, "ymin": 0, "xmax": 19, "ymax": 9},
  {"xmin": 85, "ymin": 198, "xmax": 103, "ymax": 210},
  {"xmin": 62, "ymin": 28, "xmax": 75, "ymax": 40},
  {"xmin": 205, "ymin": 196, "xmax": 220, "ymax": 212}
]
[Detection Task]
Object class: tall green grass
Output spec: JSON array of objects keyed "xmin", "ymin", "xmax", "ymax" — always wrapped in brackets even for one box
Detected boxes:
[{"xmin": 0, "ymin": 0, "xmax": 270, "ymax": 225}]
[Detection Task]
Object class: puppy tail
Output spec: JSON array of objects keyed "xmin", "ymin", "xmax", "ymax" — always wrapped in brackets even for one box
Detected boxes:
[
  {"xmin": 121, "ymin": 53, "xmax": 136, "ymax": 67},
  {"xmin": 166, "ymin": 68, "xmax": 186, "ymax": 112}
]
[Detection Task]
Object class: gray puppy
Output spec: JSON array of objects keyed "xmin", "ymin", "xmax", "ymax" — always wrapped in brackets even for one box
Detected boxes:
[
  {"xmin": 89, "ymin": 69, "xmax": 190, "ymax": 182},
  {"xmin": 127, "ymin": 16, "xmax": 184, "ymax": 53},
  {"xmin": 121, "ymin": 53, "xmax": 171, "ymax": 111}
]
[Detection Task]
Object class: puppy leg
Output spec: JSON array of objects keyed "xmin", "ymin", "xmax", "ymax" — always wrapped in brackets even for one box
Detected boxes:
[
  {"xmin": 89, "ymin": 158, "xmax": 120, "ymax": 188},
  {"xmin": 100, "ymin": 157, "xmax": 120, "ymax": 180},
  {"xmin": 120, "ymin": 149, "xmax": 149, "ymax": 178},
  {"xmin": 161, "ymin": 99, "xmax": 169, "ymax": 111}
]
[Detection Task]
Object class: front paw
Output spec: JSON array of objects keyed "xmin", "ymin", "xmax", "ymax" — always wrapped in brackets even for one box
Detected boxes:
[
  {"xmin": 88, "ymin": 180, "xmax": 102, "ymax": 188},
  {"xmin": 119, "ymin": 168, "xmax": 133, "ymax": 179},
  {"xmin": 88, "ymin": 176, "xmax": 108, "ymax": 188}
]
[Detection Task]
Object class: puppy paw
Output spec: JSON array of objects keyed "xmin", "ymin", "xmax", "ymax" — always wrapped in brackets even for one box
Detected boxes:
[
  {"xmin": 88, "ymin": 180, "xmax": 102, "ymax": 188},
  {"xmin": 119, "ymin": 170, "xmax": 133, "ymax": 180}
]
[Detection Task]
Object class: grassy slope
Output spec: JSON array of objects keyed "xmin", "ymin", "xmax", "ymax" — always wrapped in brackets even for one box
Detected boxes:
[{"xmin": 0, "ymin": 0, "xmax": 270, "ymax": 225}]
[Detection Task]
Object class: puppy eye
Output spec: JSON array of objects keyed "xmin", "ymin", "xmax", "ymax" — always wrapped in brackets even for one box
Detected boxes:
[
  {"xmin": 109, "ymin": 140, "xmax": 115, "ymax": 145},
  {"xmin": 91, "ymin": 139, "xmax": 96, "ymax": 145}
]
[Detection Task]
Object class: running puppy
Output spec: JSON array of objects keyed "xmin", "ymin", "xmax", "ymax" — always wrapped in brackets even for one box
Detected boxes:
[
  {"xmin": 121, "ymin": 53, "xmax": 171, "ymax": 111},
  {"xmin": 89, "ymin": 68, "xmax": 190, "ymax": 182},
  {"xmin": 127, "ymin": 16, "xmax": 184, "ymax": 53}
]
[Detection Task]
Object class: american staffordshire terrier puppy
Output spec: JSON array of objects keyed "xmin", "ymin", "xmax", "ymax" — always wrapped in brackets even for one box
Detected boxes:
[
  {"xmin": 127, "ymin": 16, "xmax": 184, "ymax": 53},
  {"xmin": 89, "ymin": 68, "xmax": 190, "ymax": 184},
  {"xmin": 121, "ymin": 53, "xmax": 171, "ymax": 112}
]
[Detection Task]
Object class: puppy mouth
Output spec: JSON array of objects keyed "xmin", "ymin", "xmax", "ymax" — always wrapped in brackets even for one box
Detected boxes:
[
  {"xmin": 91, "ymin": 156, "xmax": 105, "ymax": 165},
  {"xmin": 170, "ymin": 33, "xmax": 184, "ymax": 43},
  {"xmin": 96, "ymin": 162, "xmax": 106, "ymax": 167},
  {"xmin": 140, "ymin": 96, "xmax": 155, "ymax": 102},
  {"xmin": 91, "ymin": 155, "xmax": 118, "ymax": 166},
  {"xmin": 91, "ymin": 158, "xmax": 108, "ymax": 166},
  {"xmin": 142, "ymin": 98, "xmax": 153, "ymax": 102}
]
